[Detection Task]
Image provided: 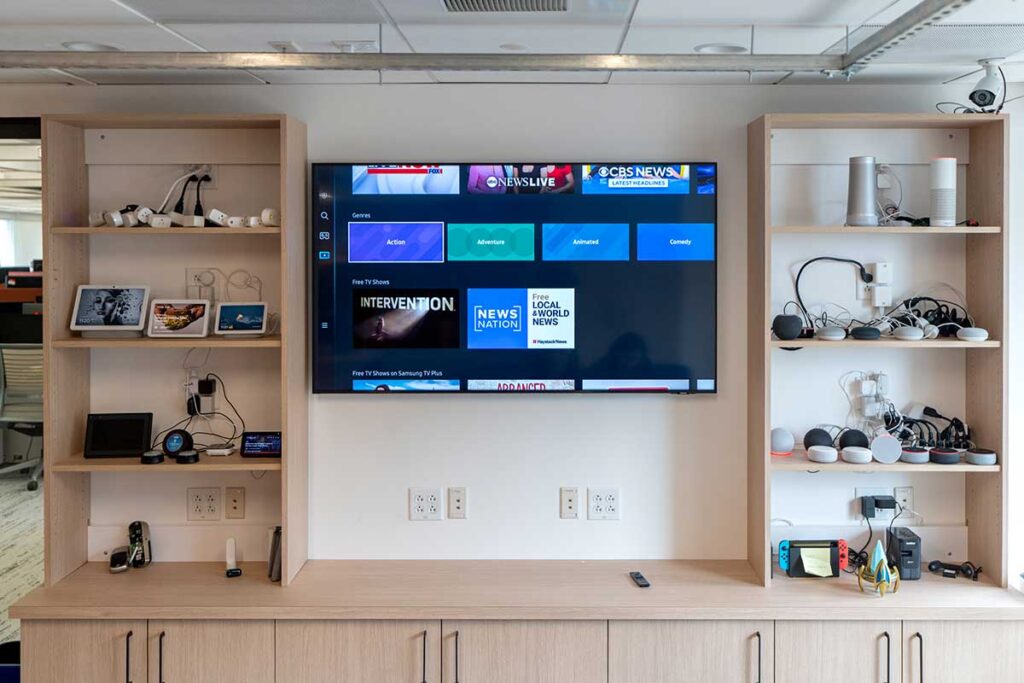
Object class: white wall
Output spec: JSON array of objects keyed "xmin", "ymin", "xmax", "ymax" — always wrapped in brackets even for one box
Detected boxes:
[
  {"xmin": 0, "ymin": 215, "xmax": 42, "ymax": 266},
  {"xmin": 0, "ymin": 82, "xmax": 1018, "ymax": 565}
]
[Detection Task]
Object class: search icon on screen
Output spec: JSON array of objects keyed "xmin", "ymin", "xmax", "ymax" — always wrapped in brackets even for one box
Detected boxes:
[{"xmin": 320, "ymin": 211, "xmax": 329, "ymax": 220}]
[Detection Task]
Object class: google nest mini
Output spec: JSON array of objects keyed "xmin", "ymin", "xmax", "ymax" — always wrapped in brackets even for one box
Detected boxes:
[
  {"xmin": 900, "ymin": 446, "xmax": 930, "ymax": 464},
  {"xmin": 850, "ymin": 326, "xmax": 881, "ymax": 340},
  {"xmin": 841, "ymin": 446, "xmax": 873, "ymax": 464},
  {"xmin": 893, "ymin": 326, "xmax": 925, "ymax": 341},
  {"xmin": 807, "ymin": 445, "xmax": 839, "ymax": 464},
  {"xmin": 815, "ymin": 326, "xmax": 847, "ymax": 341},
  {"xmin": 957, "ymin": 327, "xmax": 989, "ymax": 342}
]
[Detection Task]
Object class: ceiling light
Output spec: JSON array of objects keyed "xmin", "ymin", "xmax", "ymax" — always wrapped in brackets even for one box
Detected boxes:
[
  {"xmin": 694, "ymin": 43, "xmax": 748, "ymax": 55},
  {"xmin": 500, "ymin": 43, "xmax": 528, "ymax": 51},
  {"xmin": 62, "ymin": 41, "xmax": 122, "ymax": 52}
]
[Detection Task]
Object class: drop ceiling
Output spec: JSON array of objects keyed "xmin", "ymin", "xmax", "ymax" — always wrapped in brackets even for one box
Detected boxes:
[{"xmin": 0, "ymin": 0, "xmax": 1021, "ymax": 85}]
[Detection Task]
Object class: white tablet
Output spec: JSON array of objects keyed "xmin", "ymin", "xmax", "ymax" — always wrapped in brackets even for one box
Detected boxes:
[{"xmin": 70, "ymin": 285, "xmax": 149, "ymax": 332}]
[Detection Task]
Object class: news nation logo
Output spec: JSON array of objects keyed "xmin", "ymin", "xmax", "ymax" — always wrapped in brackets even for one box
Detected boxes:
[{"xmin": 467, "ymin": 288, "xmax": 574, "ymax": 350}]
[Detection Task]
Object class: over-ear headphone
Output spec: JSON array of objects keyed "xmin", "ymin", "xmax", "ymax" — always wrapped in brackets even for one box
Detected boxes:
[{"xmin": 928, "ymin": 559, "xmax": 982, "ymax": 581}]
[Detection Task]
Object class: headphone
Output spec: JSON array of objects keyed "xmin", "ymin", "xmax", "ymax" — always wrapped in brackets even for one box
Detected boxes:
[{"xmin": 928, "ymin": 559, "xmax": 982, "ymax": 581}]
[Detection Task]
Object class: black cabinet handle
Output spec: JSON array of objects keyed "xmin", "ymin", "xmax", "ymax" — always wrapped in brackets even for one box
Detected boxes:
[
  {"xmin": 159, "ymin": 630, "xmax": 166, "ymax": 683},
  {"xmin": 420, "ymin": 629, "xmax": 428, "ymax": 683},
  {"xmin": 454, "ymin": 630, "xmax": 460, "ymax": 683},
  {"xmin": 754, "ymin": 631, "xmax": 762, "ymax": 683},
  {"xmin": 913, "ymin": 632, "xmax": 924, "ymax": 682},
  {"xmin": 125, "ymin": 630, "xmax": 133, "ymax": 683},
  {"xmin": 882, "ymin": 631, "xmax": 891, "ymax": 683}
]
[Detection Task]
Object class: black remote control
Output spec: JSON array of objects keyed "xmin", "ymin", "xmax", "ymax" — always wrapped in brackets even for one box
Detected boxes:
[{"xmin": 629, "ymin": 571, "xmax": 650, "ymax": 588}]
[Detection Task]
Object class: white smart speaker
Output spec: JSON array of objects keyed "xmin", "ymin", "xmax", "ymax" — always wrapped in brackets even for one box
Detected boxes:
[
  {"xmin": 807, "ymin": 445, "xmax": 839, "ymax": 464},
  {"xmin": 841, "ymin": 446, "xmax": 873, "ymax": 465},
  {"xmin": 931, "ymin": 157, "xmax": 957, "ymax": 227},
  {"xmin": 771, "ymin": 428, "xmax": 795, "ymax": 456},
  {"xmin": 870, "ymin": 434, "xmax": 902, "ymax": 464}
]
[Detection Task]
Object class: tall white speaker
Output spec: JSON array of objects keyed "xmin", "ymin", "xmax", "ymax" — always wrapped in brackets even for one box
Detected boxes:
[
  {"xmin": 846, "ymin": 156, "xmax": 879, "ymax": 227},
  {"xmin": 931, "ymin": 157, "xmax": 957, "ymax": 227}
]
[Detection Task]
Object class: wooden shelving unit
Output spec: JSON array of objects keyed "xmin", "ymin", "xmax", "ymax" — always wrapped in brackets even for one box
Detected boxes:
[
  {"xmin": 747, "ymin": 113, "xmax": 1008, "ymax": 587},
  {"xmin": 42, "ymin": 113, "xmax": 308, "ymax": 587}
]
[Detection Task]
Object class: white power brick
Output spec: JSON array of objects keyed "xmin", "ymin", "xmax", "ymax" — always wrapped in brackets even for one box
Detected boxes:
[
  {"xmin": 872, "ymin": 284, "xmax": 893, "ymax": 308},
  {"xmin": 872, "ymin": 262, "xmax": 894, "ymax": 285}
]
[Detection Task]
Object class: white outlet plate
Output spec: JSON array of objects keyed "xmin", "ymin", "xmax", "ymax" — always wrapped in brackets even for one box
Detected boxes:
[
  {"xmin": 187, "ymin": 487, "xmax": 221, "ymax": 521},
  {"xmin": 856, "ymin": 487, "xmax": 894, "ymax": 521},
  {"xmin": 894, "ymin": 486, "xmax": 915, "ymax": 519},
  {"xmin": 588, "ymin": 487, "xmax": 621, "ymax": 521},
  {"xmin": 447, "ymin": 486, "xmax": 467, "ymax": 519},
  {"xmin": 409, "ymin": 487, "xmax": 444, "ymax": 521},
  {"xmin": 225, "ymin": 486, "xmax": 245, "ymax": 520},
  {"xmin": 560, "ymin": 487, "xmax": 579, "ymax": 519}
]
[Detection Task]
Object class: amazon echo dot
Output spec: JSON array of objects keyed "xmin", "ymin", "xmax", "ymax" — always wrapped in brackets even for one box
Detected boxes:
[
  {"xmin": 838, "ymin": 429, "xmax": 870, "ymax": 449},
  {"xmin": 894, "ymin": 326, "xmax": 925, "ymax": 341},
  {"xmin": 815, "ymin": 326, "xmax": 847, "ymax": 341},
  {"xmin": 772, "ymin": 314, "xmax": 804, "ymax": 341},
  {"xmin": 174, "ymin": 449, "xmax": 200, "ymax": 465},
  {"xmin": 807, "ymin": 445, "xmax": 839, "ymax": 464},
  {"xmin": 901, "ymin": 446, "xmax": 930, "ymax": 464},
  {"xmin": 850, "ymin": 326, "xmax": 881, "ymax": 340},
  {"xmin": 841, "ymin": 446, "xmax": 873, "ymax": 464},
  {"xmin": 870, "ymin": 434, "xmax": 902, "ymax": 464},
  {"xmin": 803, "ymin": 428, "xmax": 834, "ymax": 450},
  {"xmin": 965, "ymin": 448, "xmax": 997, "ymax": 466},
  {"xmin": 771, "ymin": 428, "xmax": 795, "ymax": 456},
  {"xmin": 141, "ymin": 450, "xmax": 164, "ymax": 465},
  {"xmin": 930, "ymin": 447, "xmax": 961, "ymax": 465}
]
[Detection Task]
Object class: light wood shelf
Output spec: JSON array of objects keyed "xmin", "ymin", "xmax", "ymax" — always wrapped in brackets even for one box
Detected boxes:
[
  {"xmin": 52, "ymin": 335, "xmax": 282, "ymax": 349},
  {"xmin": 770, "ymin": 338, "xmax": 1000, "ymax": 349},
  {"xmin": 51, "ymin": 453, "xmax": 282, "ymax": 473},
  {"xmin": 771, "ymin": 449, "xmax": 1000, "ymax": 474},
  {"xmin": 52, "ymin": 226, "xmax": 281, "ymax": 235},
  {"xmin": 773, "ymin": 225, "xmax": 1001, "ymax": 235}
]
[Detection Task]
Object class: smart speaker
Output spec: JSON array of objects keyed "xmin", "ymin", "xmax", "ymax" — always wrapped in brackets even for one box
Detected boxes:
[
  {"xmin": 966, "ymin": 448, "xmax": 997, "ymax": 466},
  {"xmin": 931, "ymin": 157, "xmax": 957, "ymax": 228},
  {"xmin": 815, "ymin": 326, "xmax": 847, "ymax": 342},
  {"xmin": 894, "ymin": 326, "xmax": 926, "ymax": 342},
  {"xmin": 850, "ymin": 326, "xmax": 881, "ymax": 340},
  {"xmin": 846, "ymin": 156, "xmax": 879, "ymax": 227},
  {"xmin": 930, "ymin": 447, "xmax": 961, "ymax": 465},
  {"xmin": 870, "ymin": 434, "xmax": 902, "ymax": 464},
  {"xmin": 841, "ymin": 446, "xmax": 873, "ymax": 464},
  {"xmin": 901, "ymin": 446, "xmax": 930, "ymax": 464},
  {"xmin": 957, "ymin": 327, "xmax": 989, "ymax": 342},
  {"xmin": 771, "ymin": 428, "xmax": 795, "ymax": 456},
  {"xmin": 803, "ymin": 428, "xmax": 834, "ymax": 450},
  {"xmin": 838, "ymin": 429, "xmax": 870, "ymax": 449},
  {"xmin": 807, "ymin": 445, "xmax": 839, "ymax": 464},
  {"xmin": 772, "ymin": 314, "xmax": 803, "ymax": 341}
]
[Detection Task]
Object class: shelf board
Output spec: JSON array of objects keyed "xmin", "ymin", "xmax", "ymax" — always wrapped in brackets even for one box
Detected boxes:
[
  {"xmin": 771, "ymin": 338, "xmax": 1000, "ymax": 349},
  {"xmin": 771, "ymin": 449, "xmax": 1000, "ymax": 473},
  {"xmin": 52, "ymin": 335, "xmax": 281, "ymax": 349},
  {"xmin": 52, "ymin": 226, "xmax": 281, "ymax": 235},
  {"xmin": 51, "ymin": 453, "xmax": 282, "ymax": 473},
  {"xmin": 773, "ymin": 225, "xmax": 1001, "ymax": 235}
]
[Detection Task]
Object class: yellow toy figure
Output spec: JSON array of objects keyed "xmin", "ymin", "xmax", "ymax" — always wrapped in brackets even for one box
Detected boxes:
[{"xmin": 858, "ymin": 540, "xmax": 901, "ymax": 597}]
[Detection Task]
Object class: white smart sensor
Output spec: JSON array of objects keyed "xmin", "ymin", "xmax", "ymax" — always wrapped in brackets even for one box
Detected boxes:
[
  {"xmin": 957, "ymin": 327, "xmax": 989, "ymax": 342},
  {"xmin": 841, "ymin": 446, "xmax": 873, "ymax": 464},
  {"xmin": 815, "ymin": 326, "xmax": 847, "ymax": 341},
  {"xmin": 893, "ymin": 326, "xmax": 925, "ymax": 341},
  {"xmin": 807, "ymin": 445, "xmax": 839, "ymax": 464}
]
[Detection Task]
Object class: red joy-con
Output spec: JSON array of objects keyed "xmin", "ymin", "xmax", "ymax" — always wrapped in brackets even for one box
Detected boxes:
[{"xmin": 838, "ymin": 539, "xmax": 849, "ymax": 570}]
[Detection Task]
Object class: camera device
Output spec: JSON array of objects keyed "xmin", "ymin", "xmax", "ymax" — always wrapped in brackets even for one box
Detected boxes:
[{"xmin": 969, "ymin": 59, "xmax": 1004, "ymax": 110}]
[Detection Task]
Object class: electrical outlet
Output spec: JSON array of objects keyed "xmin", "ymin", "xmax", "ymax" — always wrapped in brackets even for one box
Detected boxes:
[
  {"xmin": 447, "ymin": 486, "xmax": 467, "ymax": 519},
  {"xmin": 185, "ymin": 267, "xmax": 218, "ymax": 300},
  {"xmin": 894, "ymin": 486, "xmax": 915, "ymax": 517},
  {"xmin": 560, "ymin": 487, "xmax": 579, "ymax": 519},
  {"xmin": 409, "ymin": 487, "xmax": 443, "ymax": 521},
  {"xmin": 856, "ymin": 487, "xmax": 894, "ymax": 521},
  {"xmin": 187, "ymin": 487, "xmax": 221, "ymax": 521},
  {"xmin": 225, "ymin": 486, "xmax": 245, "ymax": 519},
  {"xmin": 588, "ymin": 487, "xmax": 621, "ymax": 521}
]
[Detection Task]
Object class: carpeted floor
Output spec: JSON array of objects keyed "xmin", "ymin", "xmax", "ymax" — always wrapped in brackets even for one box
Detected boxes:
[{"xmin": 0, "ymin": 473, "xmax": 44, "ymax": 644}]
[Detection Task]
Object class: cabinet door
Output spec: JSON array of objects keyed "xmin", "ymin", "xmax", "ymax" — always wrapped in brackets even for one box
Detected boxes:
[
  {"xmin": 442, "ymin": 620, "xmax": 606, "ymax": 683},
  {"xmin": 21, "ymin": 620, "xmax": 147, "ymax": 683},
  {"xmin": 148, "ymin": 620, "xmax": 273, "ymax": 683},
  {"xmin": 609, "ymin": 620, "xmax": 773, "ymax": 683},
  {"xmin": 276, "ymin": 620, "xmax": 441, "ymax": 682},
  {"xmin": 776, "ymin": 620, "xmax": 900, "ymax": 683},
  {"xmin": 904, "ymin": 621, "xmax": 1024, "ymax": 683}
]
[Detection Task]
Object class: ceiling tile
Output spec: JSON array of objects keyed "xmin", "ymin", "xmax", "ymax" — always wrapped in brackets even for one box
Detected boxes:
[
  {"xmin": 0, "ymin": 0, "xmax": 144, "ymax": 24},
  {"xmin": 167, "ymin": 23, "xmax": 411, "ymax": 52},
  {"xmin": 381, "ymin": 0, "xmax": 633, "ymax": 24},
  {"xmin": 845, "ymin": 24, "xmax": 1024, "ymax": 64},
  {"xmin": 0, "ymin": 68, "xmax": 77, "ymax": 84},
  {"xmin": 433, "ymin": 70, "xmax": 609, "ymax": 83},
  {"xmin": 0, "ymin": 24, "xmax": 201, "ymax": 51},
  {"xmin": 939, "ymin": 0, "xmax": 1024, "ymax": 23},
  {"xmin": 66, "ymin": 69, "xmax": 265, "ymax": 85},
  {"xmin": 620, "ymin": 25, "xmax": 751, "ymax": 53},
  {"xmin": 753, "ymin": 25, "xmax": 849, "ymax": 54},
  {"xmin": 400, "ymin": 24, "xmax": 622, "ymax": 52},
  {"xmin": 122, "ymin": 0, "xmax": 385, "ymax": 23},
  {"xmin": 631, "ymin": 0, "xmax": 901, "ymax": 27}
]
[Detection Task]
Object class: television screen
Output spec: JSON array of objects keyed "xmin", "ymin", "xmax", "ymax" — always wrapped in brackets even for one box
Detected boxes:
[{"xmin": 312, "ymin": 163, "xmax": 717, "ymax": 394}]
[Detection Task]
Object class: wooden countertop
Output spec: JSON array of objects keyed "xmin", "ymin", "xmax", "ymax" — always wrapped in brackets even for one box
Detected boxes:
[{"xmin": 12, "ymin": 560, "xmax": 1024, "ymax": 621}]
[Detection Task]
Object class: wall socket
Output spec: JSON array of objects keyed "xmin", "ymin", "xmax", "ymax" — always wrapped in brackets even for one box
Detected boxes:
[
  {"xmin": 409, "ymin": 487, "xmax": 443, "ymax": 521},
  {"xmin": 560, "ymin": 487, "xmax": 579, "ymax": 519},
  {"xmin": 588, "ymin": 487, "xmax": 621, "ymax": 521},
  {"xmin": 894, "ymin": 486, "xmax": 915, "ymax": 517},
  {"xmin": 225, "ymin": 486, "xmax": 245, "ymax": 519},
  {"xmin": 187, "ymin": 487, "xmax": 221, "ymax": 521},
  {"xmin": 447, "ymin": 487, "xmax": 467, "ymax": 519}
]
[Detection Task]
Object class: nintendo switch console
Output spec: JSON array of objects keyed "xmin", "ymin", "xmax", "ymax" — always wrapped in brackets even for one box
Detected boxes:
[{"xmin": 779, "ymin": 539, "xmax": 848, "ymax": 578}]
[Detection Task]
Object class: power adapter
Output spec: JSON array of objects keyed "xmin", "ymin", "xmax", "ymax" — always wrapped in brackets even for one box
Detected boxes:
[{"xmin": 861, "ymin": 494, "xmax": 897, "ymax": 519}]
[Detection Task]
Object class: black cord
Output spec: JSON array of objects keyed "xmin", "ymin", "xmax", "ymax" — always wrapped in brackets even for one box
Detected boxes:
[
  {"xmin": 205, "ymin": 372, "xmax": 246, "ymax": 436},
  {"xmin": 193, "ymin": 174, "xmax": 210, "ymax": 219},
  {"xmin": 173, "ymin": 175, "xmax": 197, "ymax": 214},
  {"xmin": 150, "ymin": 415, "xmax": 193, "ymax": 450},
  {"xmin": 997, "ymin": 67, "xmax": 1008, "ymax": 113},
  {"xmin": 794, "ymin": 257, "xmax": 873, "ymax": 329}
]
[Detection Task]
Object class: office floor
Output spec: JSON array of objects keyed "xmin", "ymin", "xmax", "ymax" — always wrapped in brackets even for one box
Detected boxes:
[{"xmin": 0, "ymin": 473, "xmax": 43, "ymax": 643}]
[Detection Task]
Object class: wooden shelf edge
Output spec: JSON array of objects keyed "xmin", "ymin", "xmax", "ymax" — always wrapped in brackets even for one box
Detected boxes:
[
  {"xmin": 51, "ymin": 453, "xmax": 282, "ymax": 473},
  {"xmin": 772, "ymin": 225, "xmax": 1001, "ymax": 235},
  {"xmin": 770, "ymin": 338, "xmax": 1000, "ymax": 349},
  {"xmin": 52, "ymin": 226, "xmax": 282, "ymax": 235},
  {"xmin": 52, "ymin": 335, "xmax": 282, "ymax": 349},
  {"xmin": 771, "ymin": 451, "xmax": 1000, "ymax": 474},
  {"xmin": 766, "ymin": 113, "xmax": 1007, "ymax": 129}
]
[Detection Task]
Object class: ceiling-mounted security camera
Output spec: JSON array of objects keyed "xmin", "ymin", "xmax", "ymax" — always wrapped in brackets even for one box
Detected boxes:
[{"xmin": 969, "ymin": 58, "xmax": 1005, "ymax": 110}]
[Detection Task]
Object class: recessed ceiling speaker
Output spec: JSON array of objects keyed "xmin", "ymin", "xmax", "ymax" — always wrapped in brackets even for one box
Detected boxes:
[
  {"xmin": 771, "ymin": 428, "xmax": 795, "ymax": 456},
  {"xmin": 901, "ymin": 446, "xmax": 930, "ymax": 464},
  {"xmin": 930, "ymin": 447, "xmax": 961, "ymax": 465},
  {"xmin": 931, "ymin": 157, "xmax": 957, "ymax": 228},
  {"xmin": 838, "ymin": 429, "xmax": 870, "ymax": 449},
  {"xmin": 815, "ymin": 326, "xmax": 847, "ymax": 341},
  {"xmin": 965, "ymin": 448, "xmax": 997, "ymax": 466},
  {"xmin": 870, "ymin": 434, "xmax": 902, "ymax": 464},
  {"xmin": 807, "ymin": 445, "xmax": 838, "ymax": 463},
  {"xmin": 803, "ymin": 428, "xmax": 834, "ymax": 450},
  {"xmin": 841, "ymin": 446, "xmax": 873, "ymax": 464},
  {"xmin": 772, "ymin": 314, "xmax": 803, "ymax": 341},
  {"xmin": 894, "ymin": 326, "xmax": 926, "ymax": 341},
  {"xmin": 850, "ymin": 326, "xmax": 881, "ymax": 340},
  {"xmin": 957, "ymin": 327, "xmax": 989, "ymax": 342},
  {"xmin": 846, "ymin": 156, "xmax": 879, "ymax": 227}
]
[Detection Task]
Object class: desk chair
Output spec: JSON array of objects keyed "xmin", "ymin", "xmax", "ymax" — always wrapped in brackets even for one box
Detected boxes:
[{"xmin": 0, "ymin": 345, "xmax": 43, "ymax": 491}]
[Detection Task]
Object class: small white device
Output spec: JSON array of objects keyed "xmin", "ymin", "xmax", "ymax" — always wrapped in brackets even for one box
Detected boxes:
[
  {"xmin": 227, "ymin": 216, "xmax": 246, "ymax": 228},
  {"xmin": 180, "ymin": 215, "xmax": 205, "ymax": 228},
  {"xmin": 88, "ymin": 211, "xmax": 106, "ymax": 227},
  {"xmin": 214, "ymin": 301, "xmax": 268, "ymax": 336},
  {"xmin": 260, "ymin": 208, "xmax": 280, "ymax": 227},
  {"xmin": 957, "ymin": 327, "xmax": 989, "ymax": 342},
  {"xmin": 123, "ymin": 212, "xmax": 139, "ymax": 228},
  {"xmin": 225, "ymin": 537, "xmax": 241, "ymax": 578},
  {"xmin": 970, "ymin": 58, "xmax": 1005, "ymax": 110},
  {"xmin": 770, "ymin": 428, "xmax": 795, "ymax": 456},
  {"xmin": 207, "ymin": 208, "xmax": 230, "ymax": 227},
  {"xmin": 807, "ymin": 445, "xmax": 838, "ymax": 464},
  {"xmin": 149, "ymin": 214, "xmax": 172, "ymax": 228},
  {"xmin": 841, "ymin": 446, "xmax": 873, "ymax": 465},
  {"xmin": 104, "ymin": 211, "xmax": 125, "ymax": 227},
  {"xmin": 815, "ymin": 326, "xmax": 847, "ymax": 341},
  {"xmin": 135, "ymin": 206, "xmax": 154, "ymax": 225},
  {"xmin": 870, "ymin": 434, "xmax": 902, "ymax": 464},
  {"xmin": 206, "ymin": 444, "xmax": 236, "ymax": 457},
  {"xmin": 246, "ymin": 216, "xmax": 263, "ymax": 228},
  {"xmin": 931, "ymin": 157, "xmax": 957, "ymax": 227},
  {"xmin": 966, "ymin": 448, "xmax": 997, "ymax": 466},
  {"xmin": 168, "ymin": 211, "xmax": 186, "ymax": 227},
  {"xmin": 894, "ymin": 326, "xmax": 925, "ymax": 342}
]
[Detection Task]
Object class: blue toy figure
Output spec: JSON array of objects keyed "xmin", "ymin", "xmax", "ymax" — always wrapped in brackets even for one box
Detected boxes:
[{"xmin": 858, "ymin": 540, "xmax": 901, "ymax": 597}]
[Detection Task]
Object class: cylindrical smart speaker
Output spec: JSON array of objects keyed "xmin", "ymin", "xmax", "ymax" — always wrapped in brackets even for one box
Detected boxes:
[
  {"xmin": 930, "ymin": 157, "xmax": 957, "ymax": 227},
  {"xmin": 846, "ymin": 156, "xmax": 879, "ymax": 227}
]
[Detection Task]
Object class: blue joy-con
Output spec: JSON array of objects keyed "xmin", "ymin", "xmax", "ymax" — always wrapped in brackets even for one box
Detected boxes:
[{"xmin": 779, "ymin": 540, "xmax": 791, "ymax": 571}]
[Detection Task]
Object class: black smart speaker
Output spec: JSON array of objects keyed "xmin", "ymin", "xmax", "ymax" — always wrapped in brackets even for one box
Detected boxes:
[
  {"xmin": 838, "ymin": 429, "xmax": 870, "ymax": 449},
  {"xmin": 850, "ymin": 326, "xmax": 881, "ymax": 340},
  {"xmin": 772, "ymin": 314, "xmax": 803, "ymax": 341},
  {"xmin": 803, "ymin": 427, "xmax": 834, "ymax": 450}
]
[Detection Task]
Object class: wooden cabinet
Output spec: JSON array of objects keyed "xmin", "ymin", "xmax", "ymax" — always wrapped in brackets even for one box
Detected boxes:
[
  {"xmin": 775, "ymin": 620, "xmax": 900, "ymax": 683},
  {"xmin": 20, "ymin": 620, "xmax": 147, "ymax": 683},
  {"xmin": 904, "ymin": 621, "xmax": 1024, "ymax": 683},
  {"xmin": 147, "ymin": 620, "xmax": 274, "ymax": 683},
  {"xmin": 609, "ymin": 620, "xmax": 773, "ymax": 683},
  {"xmin": 441, "ymin": 620, "xmax": 606, "ymax": 683},
  {"xmin": 276, "ymin": 620, "xmax": 441, "ymax": 682}
]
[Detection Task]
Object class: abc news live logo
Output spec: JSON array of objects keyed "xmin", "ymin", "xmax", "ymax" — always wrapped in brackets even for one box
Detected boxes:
[{"xmin": 484, "ymin": 175, "xmax": 554, "ymax": 190}]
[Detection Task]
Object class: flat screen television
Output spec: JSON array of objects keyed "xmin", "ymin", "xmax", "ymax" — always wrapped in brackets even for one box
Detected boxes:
[{"xmin": 312, "ymin": 163, "xmax": 717, "ymax": 394}]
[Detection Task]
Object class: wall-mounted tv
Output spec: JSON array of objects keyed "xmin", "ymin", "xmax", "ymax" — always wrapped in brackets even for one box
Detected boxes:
[{"xmin": 312, "ymin": 163, "xmax": 717, "ymax": 394}]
